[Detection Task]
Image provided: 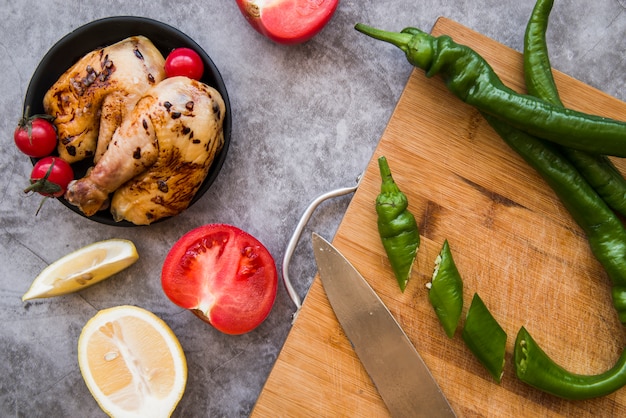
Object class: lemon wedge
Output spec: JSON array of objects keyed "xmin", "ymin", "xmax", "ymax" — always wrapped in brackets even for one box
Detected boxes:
[
  {"xmin": 22, "ymin": 239, "xmax": 139, "ymax": 301},
  {"xmin": 78, "ymin": 305, "xmax": 188, "ymax": 418}
]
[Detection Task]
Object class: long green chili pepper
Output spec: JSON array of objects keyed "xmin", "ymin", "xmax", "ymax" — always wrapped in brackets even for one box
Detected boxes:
[
  {"xmin": 524, "ymin": 0, "xmax": 626, "ymax": 217},
  {"xmin": 427, "ymin": 239, "xmax": 463, "ymax": 338},
  {"xmin": 376, "ymin": 156, "xmax": 420, "ymax": 292},
  {"xmin": 514, "ymin": 327, "xmax": 626, "ymax": 400},
  {"xmin": 561, "ymin": 152, "xmax": 626, "ymax": 218},
  {"xmin": 523, "ymin": 0, "xmax": 561, "ymax": 106},
  {"xmin": 354, "ymin": 23, "xmax": 626, "ymax": 157},
  {"xmin": 462, "ymin": 293, "xmax": 507, "ymax": 383},
  {"xmin": 512, "ymin": 7, "xmax": 626, "ymax": 397},
  {"xmin": 484, "ymin": 114, "xmax": 626, "ymax": 323}
]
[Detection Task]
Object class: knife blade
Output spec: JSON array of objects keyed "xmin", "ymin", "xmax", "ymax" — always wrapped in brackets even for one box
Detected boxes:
[{"xmin": 312, "ymin": 232, "xmax": 456, "ymax": 418}]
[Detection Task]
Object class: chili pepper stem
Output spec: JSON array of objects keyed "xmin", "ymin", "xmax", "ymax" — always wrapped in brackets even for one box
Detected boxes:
[
  {"xmin": 378, "ymin": 156, "xmax": 399, "ymax": 195},
  {"xmin": 355, "ymin": 23, "xmax": 413, "ymax": 54}
]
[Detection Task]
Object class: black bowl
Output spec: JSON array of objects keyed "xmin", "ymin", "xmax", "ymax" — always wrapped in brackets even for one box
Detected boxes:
[{"xmin": 24, "ymin": 16, "xmax": 231, "ymax": 226}]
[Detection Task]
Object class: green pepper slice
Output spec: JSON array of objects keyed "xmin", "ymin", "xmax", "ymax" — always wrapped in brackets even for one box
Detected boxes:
[
  {"xmin": 376, "ymin": 156, "xmax": 420, "ymax": 292},
  {"xmin": 462, "ymin": 293, "xmax": 507, "ymax": 383},
  {"xmin": 427, "ymin": 240, "xmax": 463, "ymax": 338},
  {"xmin": 514, "ymin": 326, "xmax": 626, "ymax": 400}
]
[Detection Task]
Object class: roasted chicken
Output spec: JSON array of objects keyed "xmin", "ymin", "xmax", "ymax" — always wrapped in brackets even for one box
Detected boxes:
[
  {"xmin": 43, "ymin": 36, "xmax": 166, "ymax": 163},
  {"xmin": 64, "ymin": 76, "xmax": 226, "ymax": 225}
]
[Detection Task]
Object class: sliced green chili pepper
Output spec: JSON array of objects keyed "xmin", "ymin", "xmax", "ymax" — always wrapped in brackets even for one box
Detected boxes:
[
  {"xmin": 376, "ymin": 156, "xmax": 420, "ymax": 292},
  {"xmin": 462, "ymin": 293, "xmax": 507, "ymax": 383},
  {"xmin": 484, "ymin": 114, "xmax": 626, "ymax": 322},
  {"xmin": 427, "ymin": 239, "xmax": 463, "ymax": 338},
  {"xmin": 514, "ymin": 326, "xmax": 626, "ymax": 400},
  {"xmin": 354, "ymin": 23, "xmax": 626, "ymax": 157},
  {"xmin": 524, "ymin": 0, "xmax": 626, "ymax": 217}
]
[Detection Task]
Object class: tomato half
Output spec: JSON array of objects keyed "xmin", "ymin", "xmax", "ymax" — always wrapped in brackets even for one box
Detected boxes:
[
  {"xmin": 235, "ymin": 0, "xmax": 339, "ymax": 45},
  {"xmin": 26, "ymin": 156, "xmax": 74, "ymax": 198},
  {"xmin": 14, "ymin": 116, "xmax": 57, "ymax": 158},
  {"xmin": 161, "ymin": 224, "xmax": 278, "ymax": 335},
  {"xmin": 164, "ymin": 48, "xmax": 205, "ymax": 80}
]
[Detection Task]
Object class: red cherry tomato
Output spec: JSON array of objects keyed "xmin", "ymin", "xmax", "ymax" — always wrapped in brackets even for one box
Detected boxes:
[
  {"xmin": 14, "ymin": 116, "xmax": 57, "ymax": 158},
  {"xmin": 26, "ymin": 156, "xmax": 74, "ymax": 198},
  {"xmin": 161, "ymin": 224, "xmax": 278, "ymax": 335},
  {"xmin": 164, "ymin": 48, "xmax": 205, "ymax": 80},
  {"xmin": 235, "ymin": 0, "xmax": 339, "ymax": 45}
]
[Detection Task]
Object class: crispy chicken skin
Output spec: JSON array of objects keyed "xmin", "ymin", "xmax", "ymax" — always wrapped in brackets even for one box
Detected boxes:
[
  {"xmin": 64, "ymin": 76, "xmax": 226, "ymax": 225},
  {"xmin": 43, "ymin": 36, "xmax": 166, "ymax": 163}
]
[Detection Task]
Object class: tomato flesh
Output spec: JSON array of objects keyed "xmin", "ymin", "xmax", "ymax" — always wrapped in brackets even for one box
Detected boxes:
[
  {"xmin": 162, "ymin": 224, "xmax": 278, "ymax": 335},
  {"xmin": 236, "ymin": 0, "xmax": 339, "ymax": 45}
]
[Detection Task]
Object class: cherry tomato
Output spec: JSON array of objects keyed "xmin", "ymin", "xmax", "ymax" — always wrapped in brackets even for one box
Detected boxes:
[
  {"xmin": 164, "ymin": 48, "xmax": 205, "ymax": 80},
  {"xmin": 235, "ymin": 0, "xmax": 339, "ymax": 45},
  {"xmin": 161, "ymin": 224, "xmax": 278, "ymax": 335},
  {"xmin": 26, "ymin": 156, "xmax": 74, "ymax": 198},
  {"xmin": 14, "ymin": 115, "xmax": 57, "ymax": 158}
]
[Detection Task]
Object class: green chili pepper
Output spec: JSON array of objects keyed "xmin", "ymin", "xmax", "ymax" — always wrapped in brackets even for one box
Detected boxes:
[
  {"xmin": 484, "ymin": 115, "xmax": 626, "ymax": 322},
  {"xmin": 524, "ymin": 0, "xmax": 626, "ymax": 217},
  {"xmin": 427, "ymin": 240, "xmax": 463, "ymax": 338},
  {"xmin": 376, "ymin": 156, "xmax": 420, "ymax": 292},
  {"xmin": 354, "ymin": 23, "xmax": 626, "ymax": 157},
  {"xmin": 560, "ymin": 152, "xmax": 626, "ymax": 219},
  {"xmin": 523, "ymin": 0, "xmax": 560, "ymax": 106},
  {"xmin": 514, "ymin": 326, "xmax": 626, "ymax": 400},
  {"xmin": 462, "ymin": 293, "xmax": 507, "ymax": 383}
]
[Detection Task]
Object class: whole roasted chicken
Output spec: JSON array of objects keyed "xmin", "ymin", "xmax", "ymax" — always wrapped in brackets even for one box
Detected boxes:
[
  {"xmin": 43, "ymin": 36, "xmax": 166, "ymax": 163},
  {"xmin": 64, "ymin": 76, "xmax": 226, "ymax": 225}
]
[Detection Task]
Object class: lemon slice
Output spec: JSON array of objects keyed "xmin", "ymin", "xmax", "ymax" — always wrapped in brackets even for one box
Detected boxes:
[
  {"xmin": 78, "ymin": 305, "xmax": 188, "ymax": 418},
  {"xmin": 22, "ymin": 239, "xmax": 139, "ymax": 301}
]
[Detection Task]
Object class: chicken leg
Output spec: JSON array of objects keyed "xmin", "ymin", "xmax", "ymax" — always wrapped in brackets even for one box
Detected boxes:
[{"xmin": 65, "ymin": 76, "xmax": 226, "ymax": 225}]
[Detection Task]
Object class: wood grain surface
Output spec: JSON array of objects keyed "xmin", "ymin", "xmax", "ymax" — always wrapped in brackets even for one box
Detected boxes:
[{"xmin": 252, "ymin": 17, "xmax": 626, "ymax": 417}]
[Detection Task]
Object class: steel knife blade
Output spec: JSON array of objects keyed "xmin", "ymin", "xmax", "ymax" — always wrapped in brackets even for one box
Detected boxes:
[{"xmin": 312, "ymin": 232, "xmax": 456, "ymax": 418}]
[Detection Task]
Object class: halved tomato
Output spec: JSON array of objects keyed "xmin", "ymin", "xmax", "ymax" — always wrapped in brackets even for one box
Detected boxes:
[
  {"xmin": 235, "ymin": 0, "xmax": 339, "ymax": 45},
  {"xmin": 161, "ymin": 224, "xmax": 278, "ymax": 335}
]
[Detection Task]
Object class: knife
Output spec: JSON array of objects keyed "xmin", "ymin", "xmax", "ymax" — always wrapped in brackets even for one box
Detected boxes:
[{"xmin": 312, "ymin": 232, "xmax": 456, "ymax": 418}]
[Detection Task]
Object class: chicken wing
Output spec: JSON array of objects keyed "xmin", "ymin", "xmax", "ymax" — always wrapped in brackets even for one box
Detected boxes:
[
  {"xmin": 65, "ymin": 76, "xmax": 226, "ymax": 225},
  {"xmin": 43, "ymin": 36, "xmax": 166, "ymax": 163}
]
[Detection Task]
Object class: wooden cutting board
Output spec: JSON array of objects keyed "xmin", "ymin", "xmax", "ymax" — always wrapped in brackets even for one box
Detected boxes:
[{"xmin": 252, "ymin": 17, "xmax": 626, "ymax": 417}]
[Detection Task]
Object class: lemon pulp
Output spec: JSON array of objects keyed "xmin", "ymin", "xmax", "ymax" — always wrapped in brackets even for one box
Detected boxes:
[
  {"xmin": 78, "ymin": 305, "xmax": 187, "ymax": 418},
  {"xmin": 22, "ymin": 239, "xmax": 138, "ymax": 301}
]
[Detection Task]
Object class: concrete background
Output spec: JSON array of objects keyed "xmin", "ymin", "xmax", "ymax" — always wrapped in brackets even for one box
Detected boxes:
[{"xmin": 1, "ymin": 0, "xmax": 625, "ymax": 416}]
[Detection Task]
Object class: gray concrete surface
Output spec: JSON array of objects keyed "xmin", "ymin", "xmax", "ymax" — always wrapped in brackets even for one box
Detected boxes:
[{"xmin": 1, "ymin": 1, "xmax": 625, "ymax": 416}]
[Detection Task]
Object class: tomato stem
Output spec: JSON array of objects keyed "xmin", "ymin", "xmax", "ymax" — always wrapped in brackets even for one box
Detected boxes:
[
  {"xmin": 24, "ymin": 159, "xmax": 65, "ymax": 216},
  {"xmin": 24, "ymin": 160, "xmax": 62, "ymax": 196}
]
